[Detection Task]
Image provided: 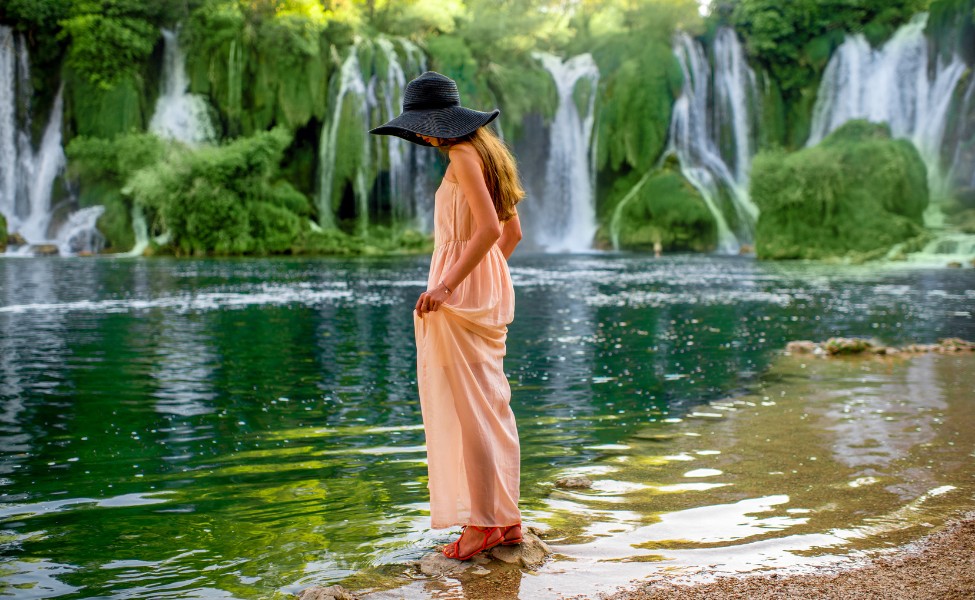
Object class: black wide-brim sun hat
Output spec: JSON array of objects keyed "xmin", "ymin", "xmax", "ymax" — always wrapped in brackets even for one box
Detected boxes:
[{"xmin": 369, "ymin": 71, "xmax": 500, "ymax": 147}]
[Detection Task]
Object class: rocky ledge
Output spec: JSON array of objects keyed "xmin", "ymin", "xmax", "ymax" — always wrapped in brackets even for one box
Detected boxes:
[{"xmin": 785, "ymin": 337, "xmax": 974, "ymax": 357}]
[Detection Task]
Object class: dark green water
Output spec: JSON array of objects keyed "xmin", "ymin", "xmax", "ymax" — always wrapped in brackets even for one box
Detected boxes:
[{"xmin": 0, "ymin": 254, "xmax": 973, "ymax": 599}]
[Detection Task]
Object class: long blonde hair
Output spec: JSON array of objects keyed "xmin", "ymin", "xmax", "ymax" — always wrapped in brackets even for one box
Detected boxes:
[{"xmin": 441, "ymin": 126, "xmax": 524, "ymax": 223}]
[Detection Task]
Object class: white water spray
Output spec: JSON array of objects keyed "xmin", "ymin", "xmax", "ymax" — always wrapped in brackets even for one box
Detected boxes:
[
  {"xmin": 667, "ymin": 29, "xmax": 759, "ymax": 254},
  {"xmin": 531, "ymin": 52, "xmax": 599, "ymax": 252},
  {"xmin": 150, "ymin": 29, "xmax": 216, "ymax": 145}
]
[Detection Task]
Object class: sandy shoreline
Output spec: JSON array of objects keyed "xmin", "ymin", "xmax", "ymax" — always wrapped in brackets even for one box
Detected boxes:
[{"xmin": 609, "ymin": 510, "xmax": 975, "ymax": 600}]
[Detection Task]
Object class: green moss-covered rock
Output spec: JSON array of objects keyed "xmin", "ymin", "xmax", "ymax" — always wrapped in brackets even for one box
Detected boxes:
[
  {"xmin": 0, "ymin": 212, "xmax": 7, "ymax": 253},
  {"xmin": 603, "ymin": 160, "xmax": 717, "ymax": 252},
  {"xmin": 751, "ymin": 120, "xmax": 929, "ymax": 260}
]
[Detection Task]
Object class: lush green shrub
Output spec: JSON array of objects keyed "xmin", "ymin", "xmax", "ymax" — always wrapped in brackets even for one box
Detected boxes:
[
  {"xmin": 125, "ymin": 127, "xmax": 314, "ymax": 255},
  {"xmin": 751, "ymin": 120, "xmax": 929, "ymax": 260}
]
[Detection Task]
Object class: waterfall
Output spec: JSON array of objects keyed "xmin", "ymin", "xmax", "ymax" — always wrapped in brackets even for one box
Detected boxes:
[
  {"xmin": 529, "ymin": 52, "xmax": 599, "ymax": 252},
  {"xmin": 0, "ymin": 28, "xmax": 104, "ymax": 255},
  {"xmin": 317, "ymin": 37, "xmax": 428, "ymax": 233},
  {"xmin": 0, "ymin": 28, "xmax": 16, "ymax": 220},
  {"xmin": 948, "ymin": 73, "xmax": 975, "ymax": 190},
  {"xmin": 18, "ymin": 86, "xmax": 66, "ymax": 244},
  {"xmin": 808, "ymin": 13, "xmax": 967, "ymax": 213},
  {"xmin": 0, "ymin": 26, "xmax": 31, "ymax": 236},
  {"xmin": 149, "ymin": 29, "xmax": 216, "ymax": 145},
  {"xmin": 668, "ymin": 29, "xmax": 759, "ymax": 254},
  {"xmin": 317, "ymin": 45, "xmax": 368, "ymax": 231},
  {"xmin": 375, "ymin": 37, "xmax": 407, "ymax": 224},
  {"xmin": 56, "ymin": 206, "xmax": 105, "ymax": 255}
]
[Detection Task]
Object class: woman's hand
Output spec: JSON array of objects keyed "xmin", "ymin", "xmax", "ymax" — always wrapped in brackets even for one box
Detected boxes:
[{"xmin": 415, "ymin": 282, "xmax": 452, "ymax": 318}]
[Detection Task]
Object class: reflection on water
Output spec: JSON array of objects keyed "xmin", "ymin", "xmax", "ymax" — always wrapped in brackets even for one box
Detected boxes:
[{"xmin": 0, "ymin": 254, "xmax": 973, "ymax": 599}]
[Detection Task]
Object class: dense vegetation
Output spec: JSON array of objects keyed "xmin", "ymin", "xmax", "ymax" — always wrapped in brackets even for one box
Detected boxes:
[
  {"xmin": 1, "ymin": 0, "xmax": 969, "ymax": 258},
  {"xmin": 751, "ymin": 121, "xmax": 929, "ymax": 260}
]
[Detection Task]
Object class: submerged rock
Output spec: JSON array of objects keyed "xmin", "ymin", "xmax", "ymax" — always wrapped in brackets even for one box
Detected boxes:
[
  {"xmin": 294, "ymin": 584, "xmax": 356, "ymax": 600},
  {"xmin": 555, "ymin": 476, "xmax": 593, "ymax": 489}
]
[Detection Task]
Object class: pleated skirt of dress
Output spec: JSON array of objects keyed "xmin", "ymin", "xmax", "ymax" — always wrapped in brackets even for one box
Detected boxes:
[{"xmin": 413, "ymin": 179, "xmax": 521, "ymax": 529}]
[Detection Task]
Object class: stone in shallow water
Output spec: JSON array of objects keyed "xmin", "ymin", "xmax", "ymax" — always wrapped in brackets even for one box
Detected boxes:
[
  {"xmin": 418, "ymin": 549, "xmax": 490, "ymax": 576},
  {"xmin": 294, "ymin": 584, "xmax": 356, "ymax": 600},
  {"xmin": 555, "ymin": 476, "xmax": 593, "ymax": 489},
  {"xmin": 785, "ymin": 340, "xmax": 818, "ymax": 354},
  {"xmin": 416, "ymin": 527, "xmax": 553, "ymax": 575},
  {"xmin": 824, "ymin": 337, "xmax": 874, "ymax": 355},
  {"xmin": 488, "ymin": 529, "xmax": 552, "ymax": 569}
]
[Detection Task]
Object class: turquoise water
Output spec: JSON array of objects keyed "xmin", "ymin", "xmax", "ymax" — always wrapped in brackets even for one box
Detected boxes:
[{"xmin": 0, "ymin": 254, "xmax": 973, "ymax": 598}]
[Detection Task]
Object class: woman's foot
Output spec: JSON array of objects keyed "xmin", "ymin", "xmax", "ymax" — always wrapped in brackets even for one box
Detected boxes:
[
  {"xmin": 501, "ymin": 523, "xmax": 522, "ymax": 545},
  {"xmin": 442, "ymin": 526, "xmax": 503, "ymax": 560}
]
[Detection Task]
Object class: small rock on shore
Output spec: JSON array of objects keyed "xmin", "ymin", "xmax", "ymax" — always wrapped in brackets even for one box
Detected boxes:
[
  {"xmin": 295, "ymin": 584, "xmax": 356, "ymax": 600},
  {"xmin": 555, "ymin": 476, "xmax": 593, "ymax": 489}
]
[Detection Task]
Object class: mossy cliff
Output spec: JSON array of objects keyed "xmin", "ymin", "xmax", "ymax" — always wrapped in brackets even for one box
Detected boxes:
[{"xmin": 751, "ymin": 121, "xmax": 929, "ymax": 260}]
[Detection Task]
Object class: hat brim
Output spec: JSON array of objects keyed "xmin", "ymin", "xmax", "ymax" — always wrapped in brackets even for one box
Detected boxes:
[{"xmin": 369, "ymin": 106, "xmax": 500, "ymax": 146}]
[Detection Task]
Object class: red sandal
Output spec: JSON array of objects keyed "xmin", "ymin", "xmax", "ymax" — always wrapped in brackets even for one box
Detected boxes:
[
  {"xmin": 442, "ymin": 525, "xmax": 503, "ymax": 560},
  {"xmin": 501, "ymin": 523, "xmax": 523, "ymax": 545}
]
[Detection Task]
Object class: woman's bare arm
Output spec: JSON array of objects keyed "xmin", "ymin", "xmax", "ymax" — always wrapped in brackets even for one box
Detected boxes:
[
  {"xmin": 415, "ymin": 143, "xmax": 502, "ymax": 317},
  {"xmin": 496, "ymin": 212, "xmax": 522, "ymax": 260}
]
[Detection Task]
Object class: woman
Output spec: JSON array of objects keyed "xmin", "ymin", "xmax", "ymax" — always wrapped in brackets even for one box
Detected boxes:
[{"xmin": 370, "ymin": 71, "xmax": 525, "ymax": 560}]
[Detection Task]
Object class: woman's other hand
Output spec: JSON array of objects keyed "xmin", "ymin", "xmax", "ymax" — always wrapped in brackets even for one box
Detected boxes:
[{"xmin": 415, "ymin": 282, "xmax": 452, "ymax": 318}]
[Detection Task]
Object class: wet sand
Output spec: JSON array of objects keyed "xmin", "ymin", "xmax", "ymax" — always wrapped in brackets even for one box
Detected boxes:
[{"xmin": 611, "ymin": 511, "xmax": 975, "ymax": 599}]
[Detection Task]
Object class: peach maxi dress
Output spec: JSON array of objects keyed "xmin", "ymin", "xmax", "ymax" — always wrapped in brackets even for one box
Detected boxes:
[{"xmin": 413, "ymin": 175, "xmax": 521, "ymax": 530}]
